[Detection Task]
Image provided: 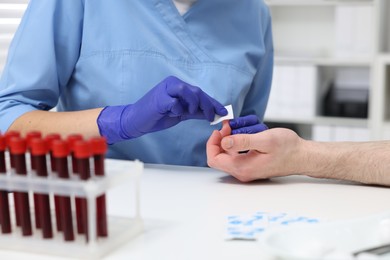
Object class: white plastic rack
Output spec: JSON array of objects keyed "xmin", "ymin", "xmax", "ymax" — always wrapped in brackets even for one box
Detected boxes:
[{"xmin": 0, "ymin": 158, "xmax": 143, "ymax": 259}]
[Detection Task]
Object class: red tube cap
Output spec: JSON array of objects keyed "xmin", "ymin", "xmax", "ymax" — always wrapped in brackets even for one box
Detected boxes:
[
  {"xmin": 52, "ymin": 140, "xmax": 69, "ymax": 158},
  {"xmin": 30, "ymin": 138, "xmax": 48, "ymax": 156},
  {"xmin": 26, "ymin": 131, "xmax": 42, "ymax": 149},
  {"xmin": 66, "ymin": 134, "xmax": 83, "ymax": 152},
  {"xmin": 4, "ymin": 131, "xmax": 20, "ymax": 148},
  {"xmin": 74, "ymin": 140, "xmax": 91, "ymax": 159},
  {"xmin": 9, "ymin": 137, "xmax": 27, "ymax": 154},
  {"xmin": 89, "ymin": 137, "xmax": 107, "ymax": 155},
  {"xmin": 44, "ymin": 134, "xmax": 61, "ymax": 151}
]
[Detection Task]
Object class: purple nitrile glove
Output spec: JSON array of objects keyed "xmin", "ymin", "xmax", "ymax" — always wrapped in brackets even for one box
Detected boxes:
[
  {"xmin": 97, "ymin": 76, "xmax": 228, "ymax": 144},
  {"xmin": 229, "ymin": 115, "xmax": 268, "ymax": 135}
]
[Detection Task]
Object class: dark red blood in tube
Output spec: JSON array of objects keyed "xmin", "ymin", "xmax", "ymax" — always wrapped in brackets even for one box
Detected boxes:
[
  {"xmin": 30, "ymin": 138, "xmax": 53, "ymax": 238},
  {"xmin": 9, "ymin": 137, "xmax": 32, "ymax": 236},
  {"xmin": 90, "ymin": 137, "xmax": 108, "ymax": 237},
  {"xmin": 74, "ymin": 140, "xmax": 91, "ymax": 241},
  {"xmin": 4, "ymin": 131, "xmax": 21, "ymax": 226},
  {"xmin": 0, "ymin": 135, "xmax": 11, "ymax": 233},
  {"xmin": 26, "ymin": 131, "xmax": 42, "ymax": 229},
  {"xmin": 44, "ymin": 133, "xmax": 62, "ymax": 231},
  {"xmin": 66, "ymin": 134, "xmax": 83, "ymax": 175},
  {"xmin": 66, "ymin": 134, "xmax": 84, "ymax": 234},
  {"xmin": 44, "ymin": 134, "xmax": 61, "ymax": 172},
  {"xmin": 67, "ymin": 134, "xmax": 83, "ymax": 233},
  {"xmin": 52, "ymin": 140, "xmax": 74, "ymax": 241}
]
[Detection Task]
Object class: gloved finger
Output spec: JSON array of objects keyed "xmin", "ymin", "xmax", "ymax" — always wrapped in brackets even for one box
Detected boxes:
[
  {"xmin": 182, "ymin": 86, "xmax": 200, "ymax": 114},
  {"xmin": 231, "ymin": 123, "xmax": 268, "ymax": 135},
  {"xmin": 165, "ymin": 98, "xmax": 184, "ymax": 117},
  {"xmin": 208, "ymin": 97, "xmax": 228, "ymax": 116},
  {"xmin": 198, "ymin": 93, "xmax": 229, "ymax": 121},
  {"xmin": 167, "ymin": 85, "xmax": 212, "ymax": 121},
  {"xmin": 177, "ymin": 85, "xmax": 220, "ymax": 120},
  {"xmin": 229, "ymin": 115, "xmax": 259, "ymax": 129},
  {"xmin": 165, "ymin": 76, "xmax": 226, "ymax": 119},
  {"xmin": 179, "ymin": 111, "xmax": 207, "ymax": 120},
  {"xmin": 198, "ymin": 93, "xmax": 217, "ymax": 121},
  {"xmin": 165, "ymin": 79, "xmax": 202, "ymax": 115},
  {"xmin": 174, "ymin": 83, "xmax": 201, "ymax": 115}
]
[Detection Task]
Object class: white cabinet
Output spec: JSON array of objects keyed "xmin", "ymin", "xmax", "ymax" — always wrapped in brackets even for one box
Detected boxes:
[{"xmin": 264, "ymin": 0, "xmax": 389, "ymax": 141}]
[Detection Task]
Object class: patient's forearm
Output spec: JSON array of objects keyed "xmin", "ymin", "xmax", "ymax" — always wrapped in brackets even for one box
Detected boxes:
[
  {"xmin": 8, "ymin": 109, "xmax": 103, "ymax": 138},
  {"xmin": 302, "ymin": 140, "xmax": 390, "ymax": 186}
]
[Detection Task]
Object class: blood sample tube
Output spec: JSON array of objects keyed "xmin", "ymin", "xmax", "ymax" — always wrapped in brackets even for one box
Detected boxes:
[
  {"xmin": 90, "ymin": 137, "xmax": 108, "ymax": 237},
  {"xmin": 74, "ymin": 140, "xmax": 91, "ymax": 241},
  {"xmin": 67, "ymin": 134, "xmax": 84, "ymax": 234},
  {"xmin": 44, "ymin": 133, "xmax": 61, "ymax": 172},
  {"xmin": 4, "ymin": 131, "xmax": 21, "ymax": 226},
  {"xmin": 4, "ymin": 131, "xmax": 20, "ymax": 169},
  {"xmin": 30, "ymin": 138, "xmax": 53, "ymax": 238},
  {"xmin": 66, "ymin": 134, "xmax": 83, "ymax": 175},
  {"xmin": 26, "ymin": 131, "xmax": 42, "ymax": 229},
  {"xmin": 0, "ymin": 135, "xmax": 11, "ymax": 233},
  {"xmin": 9, "ymin": 137, "xmax": 32, "ymax": 236},
  {"xmin": 44, "ymin": 133, "xmax": 62, "ymax": 231},
  {"xmin": 52, "ymin": 140, "xmax": 74, "ymax": 241},
  {"xmin": 26, "ymin": 131, "xmax": 42, "ymax": 171}
]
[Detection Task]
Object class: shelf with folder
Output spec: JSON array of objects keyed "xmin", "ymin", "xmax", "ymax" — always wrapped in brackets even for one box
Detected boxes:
[
  {"xmin": 266, "ymin": 0, "xmax": 376, "ymax": 141},
  {"xmin": 265, "ymin": 64, "xmax": 370, "ymax": 125}
]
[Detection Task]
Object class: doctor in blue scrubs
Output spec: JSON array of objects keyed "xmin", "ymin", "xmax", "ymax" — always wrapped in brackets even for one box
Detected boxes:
[{"xmin": 0, "ymin": 0, "xmax": 273, "ymax": 166}]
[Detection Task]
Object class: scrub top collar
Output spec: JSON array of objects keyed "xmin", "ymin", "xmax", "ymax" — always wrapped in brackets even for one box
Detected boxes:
[
  {"xmin": 154, "ymin": 0, "xmax": 215, "ymax": 63},
  {"xmin": 172, "ymin": 0, "xmax": 197, "ymax": 16}
]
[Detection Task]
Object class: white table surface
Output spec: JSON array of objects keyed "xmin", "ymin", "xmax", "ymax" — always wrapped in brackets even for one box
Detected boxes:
[{"xmin": 1, "ymin": 163, "xmax": 390, "ymax": 260}]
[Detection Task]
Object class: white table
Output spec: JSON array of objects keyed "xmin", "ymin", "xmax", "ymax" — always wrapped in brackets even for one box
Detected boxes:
[{"xmin": 1, "ymin": 164, "xmax": 390, "ymax": 259}]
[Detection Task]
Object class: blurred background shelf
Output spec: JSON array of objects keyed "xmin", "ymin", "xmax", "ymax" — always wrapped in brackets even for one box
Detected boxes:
[{"xmin": 264, "ymin": 0, "xmax": 390, "ymax": 142}]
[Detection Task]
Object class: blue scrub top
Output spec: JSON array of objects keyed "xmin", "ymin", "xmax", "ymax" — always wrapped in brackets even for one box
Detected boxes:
[{"xmin": 0, "ymin": 0, "xmax": 273, "ymax": 166}]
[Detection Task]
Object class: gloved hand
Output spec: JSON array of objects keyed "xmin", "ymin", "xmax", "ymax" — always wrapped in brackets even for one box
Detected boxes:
[
  {"xmin": 229, "ymin": 115, "xmax": 268, "ymax": 135},
  {"xmin": 97, "ymin": 76, "xmax": 228, "ymax": 144}
]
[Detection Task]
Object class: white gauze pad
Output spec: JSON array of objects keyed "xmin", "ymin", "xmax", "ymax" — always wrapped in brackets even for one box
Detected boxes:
[{"xmin": 210, "ymin": 105, "xmax": 234, "ymax": 125}]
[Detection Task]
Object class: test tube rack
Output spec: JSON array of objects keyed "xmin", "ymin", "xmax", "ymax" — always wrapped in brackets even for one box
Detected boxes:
[{"xmin": 0, "ymin": 158, "xmax": 143, "ymax": 259}]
